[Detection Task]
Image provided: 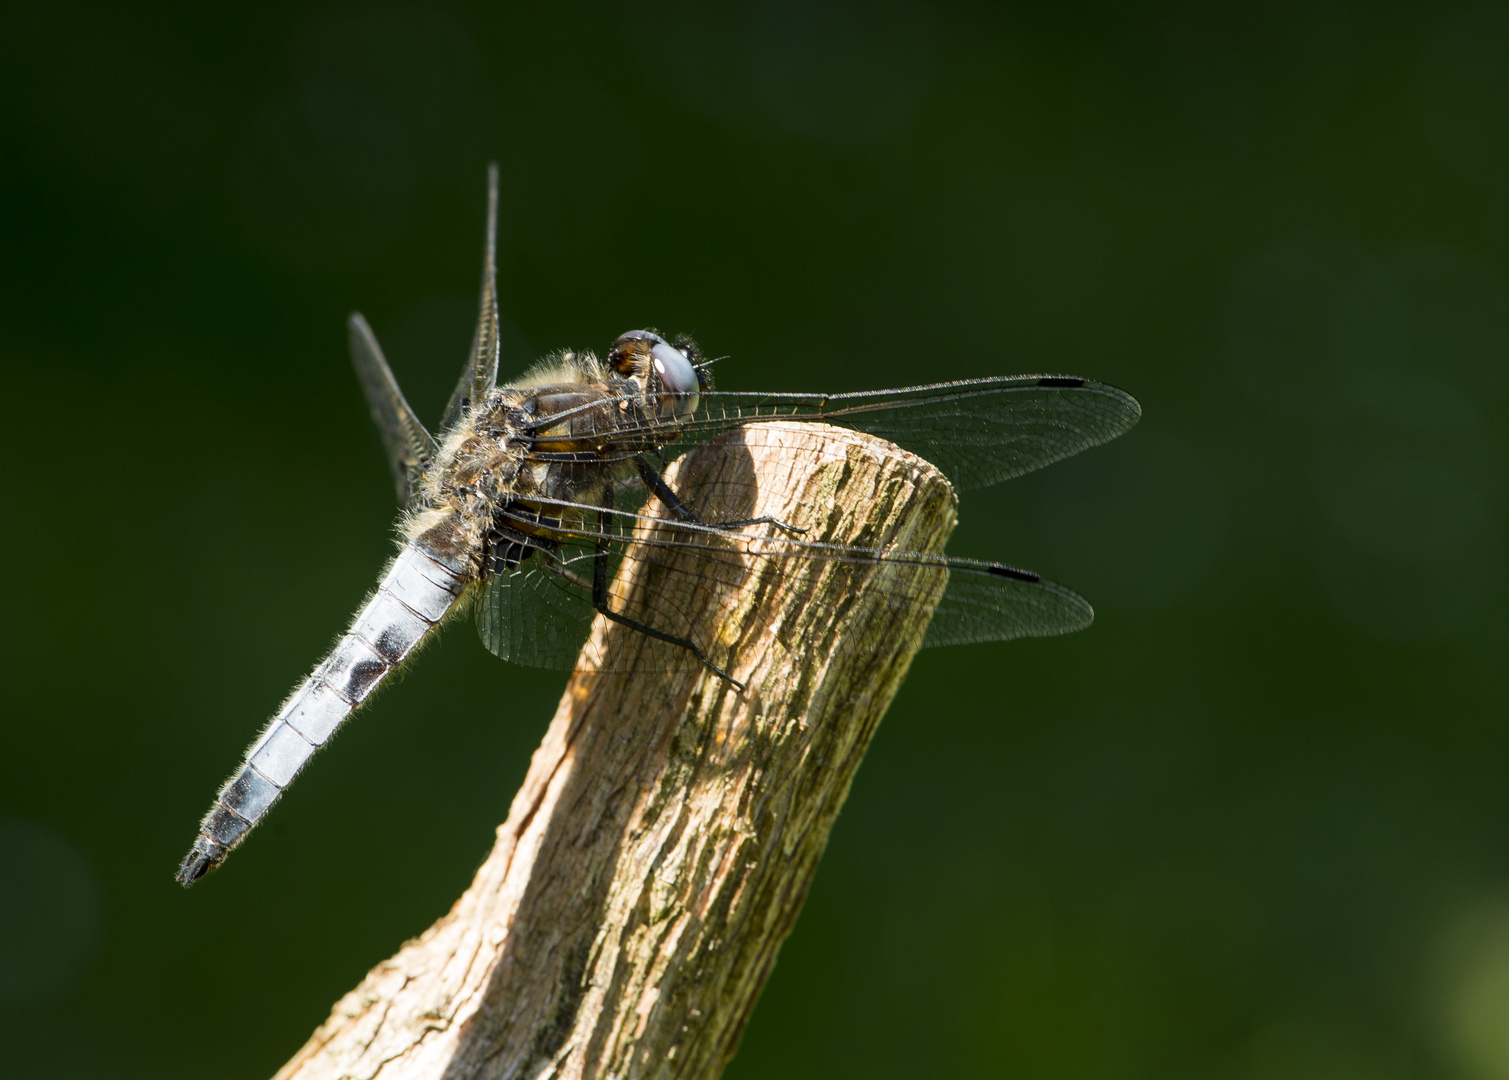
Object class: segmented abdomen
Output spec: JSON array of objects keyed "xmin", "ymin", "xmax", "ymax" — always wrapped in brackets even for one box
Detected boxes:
[{"xmin": 175, "ymin": 543, "xmax": 468, "ymax": 885}]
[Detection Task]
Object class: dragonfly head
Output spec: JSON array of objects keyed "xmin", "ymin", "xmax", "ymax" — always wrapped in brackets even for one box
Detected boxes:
[{"xmin": 609, "ymin": 329, "xmax": 704, "ymax": 419}]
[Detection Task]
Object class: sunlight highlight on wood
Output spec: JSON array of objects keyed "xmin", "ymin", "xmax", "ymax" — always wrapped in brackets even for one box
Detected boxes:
[{"xmin": 273, "ymin": 423, "xmax": 957, "ymax": 1080}]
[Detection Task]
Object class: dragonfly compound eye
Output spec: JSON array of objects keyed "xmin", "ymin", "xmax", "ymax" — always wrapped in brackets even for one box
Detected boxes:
[
  {"xmin": 608, "ymin": 329, "xmax": 665, "ymax": 375},
  {"xmin": 650, "ymin": 340, "xmax": 700, "ymax": 417}
]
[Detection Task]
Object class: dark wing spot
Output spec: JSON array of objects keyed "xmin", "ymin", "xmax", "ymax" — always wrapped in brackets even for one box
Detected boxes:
[
  {"xmin": 1037, "ymin": 376, "xmax": 1085, "ymax": 388},
  {"xmin": 988, "ymin": 564, "xmax": 1040, "ymax": 582}
]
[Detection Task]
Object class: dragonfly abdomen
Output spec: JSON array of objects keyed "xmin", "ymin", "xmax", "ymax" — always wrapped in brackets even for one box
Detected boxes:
[{"xmin": 175, "ymin": 542, "xmax": 468, "ymax": 886}]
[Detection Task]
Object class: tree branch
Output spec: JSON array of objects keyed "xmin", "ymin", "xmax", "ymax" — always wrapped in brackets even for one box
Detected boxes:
[{"xmin": 274, "ymin": 422, "xmax": 958, "ymax": 1080}]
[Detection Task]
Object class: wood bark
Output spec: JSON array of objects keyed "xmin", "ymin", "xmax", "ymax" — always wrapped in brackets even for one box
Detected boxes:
[{"xmin": 274, "ymin": 422, "xmax": 958, "ymax": 1080}]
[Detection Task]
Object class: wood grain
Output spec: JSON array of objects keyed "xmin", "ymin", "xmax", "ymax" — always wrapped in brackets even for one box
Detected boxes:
[{"xmin": 274, "ymin": 422, "xmax": 957, "ymax": 1080}]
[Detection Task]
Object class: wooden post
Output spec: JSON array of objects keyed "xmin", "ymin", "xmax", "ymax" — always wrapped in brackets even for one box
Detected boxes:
[{"xmin": 274, "ymin": 422, "xmax": 958, "ymax": 1080}]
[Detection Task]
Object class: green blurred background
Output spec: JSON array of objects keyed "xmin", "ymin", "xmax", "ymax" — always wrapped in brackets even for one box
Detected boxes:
[{"xmin": 3, "ymin": 2, "xmax": 1508, "ymax": 1077}]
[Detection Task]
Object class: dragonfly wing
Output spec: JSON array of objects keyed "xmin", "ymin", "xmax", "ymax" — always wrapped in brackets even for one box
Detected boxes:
[
  {"xmin": 472, "ymin": 519, "xmax": 751, "ymax": 676},
  {"xmin": 347, "ymin": 312, "xmax": 439, "ymax": 507},
  {"xmin": 474, "ymin": 541, "xmax": 599, "ymax": 670},
  {"xmin": 440, "ymin": 163, "xmax": 501, "ymax": 433},
  {"xmin": 475, "ymin": 497, "xmax": 1093, "ymax": 676},
  {"xmin": 920, "ymin": 560, "xmax": 1093, "ymax": 648},
  {"xmin": 643, "ymin": 376, "xmax": 1141, "ymax": 490},
  {"xmin": 811, "ymin": 376, "xmax": 1140, "ymax": 490}
]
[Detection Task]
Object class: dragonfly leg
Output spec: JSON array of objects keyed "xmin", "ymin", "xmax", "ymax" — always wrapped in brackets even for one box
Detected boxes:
[
  {"xmin": 591, "ymin": 494, "xmax": 745, "ymax": 691},
  {"xmin": 633, "ymin": 454, "xmax": 805, "ymax": 535}
]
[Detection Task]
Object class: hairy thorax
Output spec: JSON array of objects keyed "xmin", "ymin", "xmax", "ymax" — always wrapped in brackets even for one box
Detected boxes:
[{"xmin": 400, "ymin": 358, "xmax": 650, "ymax": 580}]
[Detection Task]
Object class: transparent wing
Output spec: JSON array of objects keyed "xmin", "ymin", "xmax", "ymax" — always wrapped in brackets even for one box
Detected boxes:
[
  {"xmin": 473, "ymin": 498, "xmax": 1092, "ymax": 676},
  {"xmin": 920, "ymin": 561, "xmax": 1090, "ymax": 647},
  {"xmin": 440, "ymin": 163, "xmax": 501, "ymax": 433},
  {"xmin": 347, "ymin": 313, "xmax": 439, "ymax": 507},
  {"xmin": 474, "ymin": 540, "xmax": 599, "ymax": 670},
  {"xmin": 524, "ymin": 375, "xmax": 1141, "ymax": 491}
]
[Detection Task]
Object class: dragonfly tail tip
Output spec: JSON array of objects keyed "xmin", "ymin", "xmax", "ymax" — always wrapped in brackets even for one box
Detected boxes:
[{"xmin": 175, "ymin": 841, "xmax": 225, "ymax": 888}]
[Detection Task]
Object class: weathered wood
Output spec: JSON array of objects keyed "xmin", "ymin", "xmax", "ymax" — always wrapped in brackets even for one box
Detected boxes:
[{"xmin": 274, "ymin": 422, "xmax": 958, "ymax": 1080}]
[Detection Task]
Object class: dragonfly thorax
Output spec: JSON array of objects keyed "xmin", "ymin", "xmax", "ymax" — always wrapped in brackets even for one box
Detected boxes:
[{"xmin": 399, "ymin": 352, "xmax": 675, "ymax": 580}]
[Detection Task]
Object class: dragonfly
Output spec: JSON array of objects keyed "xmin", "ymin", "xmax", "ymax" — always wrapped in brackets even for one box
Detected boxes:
[{"xmin": 176, "ymin": 166, "xmax": 1141, "ymax": 886}]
